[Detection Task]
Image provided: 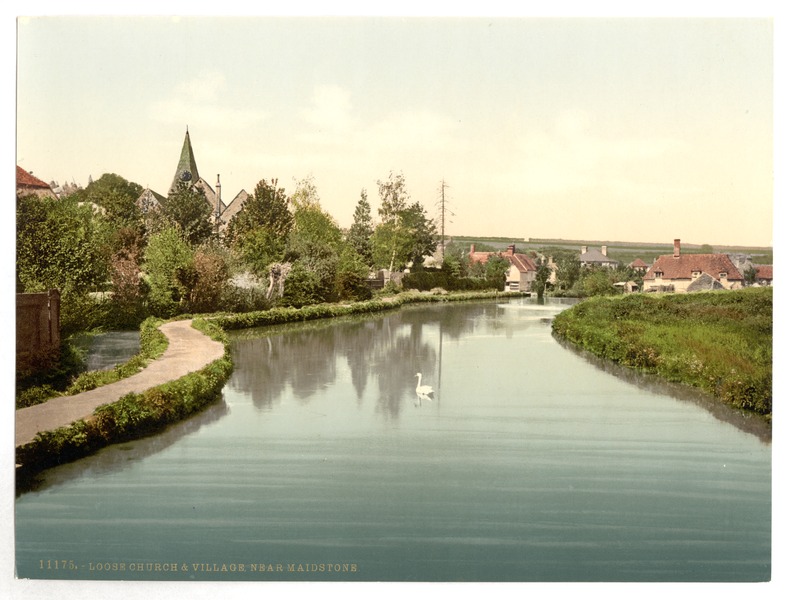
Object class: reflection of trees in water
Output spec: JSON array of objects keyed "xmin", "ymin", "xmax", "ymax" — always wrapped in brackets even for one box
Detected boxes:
[
  {"xmin": 227, "ymin": 299, "xmax": 549, "ymax": 419},
  {"xmin": 554, "ymin": 336, "xmax": 772, "ymax": 444},
  {"xmin": 16, "ymin": 398, "xmax": 230, "ymax": 496},
  {"xmin": 228, "ymin": 311, "xmax": 438, "ymax": 419}
]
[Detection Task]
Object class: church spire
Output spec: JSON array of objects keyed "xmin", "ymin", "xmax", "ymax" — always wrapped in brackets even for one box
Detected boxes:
[{"xmin": 170, "ymin": 126, "xmax": 200, "ymax": 193}]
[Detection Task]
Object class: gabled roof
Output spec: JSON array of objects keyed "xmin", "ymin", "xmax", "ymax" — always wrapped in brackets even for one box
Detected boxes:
[
  {"xmin": 755, "ymin": 265, "xmax": 773, "ymax": 281},
  {"xmin": 506, "ymin": 252, "xmax": 536, "ymax": 273},
  {"xmin": 643, "ymin": 253, "xmax": 743, "ymax": 282},
  {"xmin": 16, "ymin": 165, "xmax": 52, "ymax": 190},
  {"xmin": 169, "ymin": 127, "xmax": 200, "ymax": 193},
  {"xmin": 468, "ymin": 245, "xmax": 536, "ymax": 273},
  {"xmin": 629, "ymin": 258, "xmax": 648, "ymax": 268}
]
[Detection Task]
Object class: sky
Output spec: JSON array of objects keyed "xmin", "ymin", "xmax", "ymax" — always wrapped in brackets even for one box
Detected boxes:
[{"xmin": 13, "ymin": 11, "xmax": 778, "ymax": 248}]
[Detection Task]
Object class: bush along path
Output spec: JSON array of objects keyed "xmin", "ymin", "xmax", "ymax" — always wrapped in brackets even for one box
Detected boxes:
[
  {"xmin": 15, "ymin": 319, "xmax": 231, "ymax": 477},
  {"xmin": 551, "ymin": 288, "xmax": 772, "ymax": 418}
]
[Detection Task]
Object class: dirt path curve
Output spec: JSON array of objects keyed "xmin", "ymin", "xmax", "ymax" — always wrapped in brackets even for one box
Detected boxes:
[{"xmin": 15, "ymin": 320, "xmax": 225, "ymax": 448}]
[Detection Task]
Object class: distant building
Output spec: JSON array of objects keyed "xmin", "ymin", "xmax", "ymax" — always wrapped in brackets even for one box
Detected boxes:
[
  {"xmin": 643, "ymin": 239, "xmax": 744, "ymax": 293},
  {"xmin": 754, "ymin": 265, "xmax": 773, "ymax": 286},
  {"xmin": 469, "ymin": 244, "xmax": 537, "ymax": 292},
  {"xmin": 580, "ymin": 245, "xmax": 619, "ymax": 268},
  {"xmin": 136, "ymin": 127, "xmax": 249, "ymax": 232},
  {"xmin": 628, "ymin": 258, "xmax": 648, "ymax": 274},
  {"xmin": 16, "ymin": 166, "xmax": 57, "ymax": 199}
]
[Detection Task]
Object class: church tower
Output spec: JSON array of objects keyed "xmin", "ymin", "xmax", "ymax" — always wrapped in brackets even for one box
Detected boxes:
[{"xmin": 170, "ymin": 126, "xmax": 200, "ymax": 193}]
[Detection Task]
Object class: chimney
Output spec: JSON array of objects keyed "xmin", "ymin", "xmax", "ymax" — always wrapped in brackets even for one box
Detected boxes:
[
  {"xmin": 470, "ymin": 244, "xmax": 476, "ymax": 255},
  {"xmin": 673, "ymin": 239, "xmax": 681, "ymax": 258},
  {"xmin": 507, "ymin": 244, "xmax": 515, "ymax": 256},
  {"xmin": 601, "ymin": 245, "xmax": 608, "ymax": 257},
  {"xmin": 581, "ymin": 245, "xmax": 588, "ymax": 254}
]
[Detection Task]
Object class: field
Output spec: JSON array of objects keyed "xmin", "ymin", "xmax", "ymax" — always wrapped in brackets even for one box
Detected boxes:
[{"xmin": 450, "ymin": 235, "xmax": 773, "ymax": 265}]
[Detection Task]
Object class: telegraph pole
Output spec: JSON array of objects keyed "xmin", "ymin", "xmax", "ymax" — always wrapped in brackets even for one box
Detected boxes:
[{"xmin": 437, "ymin": 179, "xmax": 451, "ymax": 261}]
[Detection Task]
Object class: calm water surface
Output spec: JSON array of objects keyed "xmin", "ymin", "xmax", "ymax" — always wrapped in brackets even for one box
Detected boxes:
[{"xmin": 15, "ymin": 298, "xmax": 771, "ymax": 582}]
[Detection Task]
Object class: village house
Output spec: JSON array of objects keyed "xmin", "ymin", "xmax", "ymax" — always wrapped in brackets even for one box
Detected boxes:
[
  {"xmin": 469, "ymin": 244, "xmax": 537, "ymax": 292},
  {"xmin": 16, "ymin": 166, "xmax": 58, "ymax": 200},
  {"xmin": 580, "ymin": 245, "xmax": 619, "ymax": 268},
  {"xmin": 753, "ymin": 265, "xmax": 773, "ymax": 286},
  {"xmin": 628, "ymin": 258, "xmax": 648, "ymax": 274},
  {"xmin": 643, "ymin": 239, "xmax": 744, "ymax": 293}
]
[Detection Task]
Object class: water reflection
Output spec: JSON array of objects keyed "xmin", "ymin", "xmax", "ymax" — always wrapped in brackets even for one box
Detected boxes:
[
  {"xmin": 227, "ymin": 301, "xmax": 543, "ymax": 420},
  {"xmin": 16, "ymin": 397, "xmax": 230, "ymax": 496},
  {"xmin": 554, "ymin": 336, "xmax": 772, "ymax": 443}
]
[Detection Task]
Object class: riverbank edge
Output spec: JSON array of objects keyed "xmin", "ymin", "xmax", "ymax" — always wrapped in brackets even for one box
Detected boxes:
[
  {"xmin": 16, "ymin": 290, "xmax": 520, "ymax": 481},
  {"xmin": 550, "ymin": 289, "xmax": 772, "ymax": 420}
]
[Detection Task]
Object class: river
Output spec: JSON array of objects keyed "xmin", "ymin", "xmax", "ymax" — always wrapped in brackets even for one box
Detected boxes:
[{"xmin": 14, "ymin": 298, "xmax": 771, "ymax": 582}]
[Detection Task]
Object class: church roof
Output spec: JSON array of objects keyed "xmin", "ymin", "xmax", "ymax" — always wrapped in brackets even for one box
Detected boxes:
[{"xmin": 170, "ymin": 127, "xmax": 200, "ymax": 193}]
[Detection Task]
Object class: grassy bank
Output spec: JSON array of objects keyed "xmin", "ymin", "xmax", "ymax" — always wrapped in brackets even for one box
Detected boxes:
[
  {"xmin": 211, "ymin": 289, "xmax": 520, "ymax": 330},
  {"xmin": 551, "ymin": 288, "xmax": 772, "ymax": 416}
]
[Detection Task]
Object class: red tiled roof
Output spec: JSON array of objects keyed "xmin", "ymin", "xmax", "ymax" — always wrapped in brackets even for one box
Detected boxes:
[
  {"xmin": 469, "ymin": 249, "xmax": 536, "ymax": 273},
  {"xmin": 629, "ymin": 258, "xmax": 648, "ymax": 268},
  {"xmin": 16, "ymin": 165, "xmax": 52, "ymax": 189},
  {"xmin": 643, "ymin": 253, "xmax": 743, "ymax": 282},
  {"xmin": 755, "ymin": 265, "xmax": 773, "ymax": 280}
]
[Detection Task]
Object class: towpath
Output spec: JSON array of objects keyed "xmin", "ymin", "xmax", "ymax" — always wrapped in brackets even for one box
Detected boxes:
[{"xmin": 15, "ymin": 320, "xmax": 225, "ymax": 448}]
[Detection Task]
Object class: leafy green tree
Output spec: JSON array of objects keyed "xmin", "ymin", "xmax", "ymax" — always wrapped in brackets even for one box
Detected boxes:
[
  {"xmin": 744, "ymin": 264, "xmax": 758, "ymax": 285},
  {"xmin": 372, "ymin": 172, "xmax": 437, "ymax": 271},
  {"xmin": 484, "ymin": 255, "xmax": 510, "ymax": 282},
  {"xmin": 533, "ymin": 258, "xmax": 551, "ymax": 298},
  {"xmin": 347, "ymin": 189, "xmax": 374, "ymax": 265},
  {"xmin": 226, "ymin": 178, "xmax": 293, "ymax": 244},
  {"xmin": 226, "ymin": 178, "xmax": 293, "ymax": 280},
  {"xmin": 17, "ymin": 194, "xmax": 113, "ymax": 332},
  {"xmin": 280, "ymin": 263, "xmax": 324, "ymax": 308},
  {"xmin": 73, "ymin": 172, "xmax": 144, "ymax": 229},
  {"xmin": 335, "ymin": 244, "xmax": 372, "ymax": 301},
  {"xmin": 143, "ymin": 226, "xmax": 194, "ymax": 317},
  {"xmin": 17, "ymin": 195, "xmax": 110, "ymax": 296},
  {"xmin": 550, "ymin": 249, "xmax": 581, "ymax": 292},
  {"xmin": 286, "ymin": 186, "xmax": 345, "ymax": 301},
  {"xmin": 234, "ymin": 228, "xmax": 285, "ymax": 278},
  {"xmin": 151, "ymin": 181, "xmax": 214, "ymax": 246}
]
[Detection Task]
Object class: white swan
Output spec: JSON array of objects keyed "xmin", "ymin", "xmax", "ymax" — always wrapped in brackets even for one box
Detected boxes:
[{"xmin": 415, "ymin": 373, "xmax": 434, "ymax": 398}]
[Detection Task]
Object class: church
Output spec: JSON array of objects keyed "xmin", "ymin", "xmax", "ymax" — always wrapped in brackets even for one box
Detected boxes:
[{"xmin": 136, "ymin": 127, "xmax": 248, "ymax": 232}]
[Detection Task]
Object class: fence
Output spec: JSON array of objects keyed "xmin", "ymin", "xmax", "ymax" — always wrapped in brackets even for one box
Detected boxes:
[{"xmin": 16, "ymin": 289, "xmax": 61, "ymax": 375}]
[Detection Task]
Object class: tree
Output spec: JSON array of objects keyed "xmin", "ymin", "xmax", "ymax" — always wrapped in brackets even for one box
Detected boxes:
[
  {"xmin": 533, "ymin": 258, "xmax": 551, "ymax": 298},
  {"xmin": 347, "ymin": 189, "xmax": 374, "ymax": 265},
  {"xmin": 371, "ymin": 172, "xmax": 437, "ymax": 271},
  {"xmin": 143, "ymin": 226, "xmax": 194, "ymax": 317},
  {"xmin": 285, "ymin": 184, "xmax": 345, "ymax": 301},
  {"xmin": 16, "ymin": 194, "xmax": 110, "ymax": 296},
  {"xmin": 73, "ymin": 172, "xmax": 144, "ymax": 229},
  {"xmin": 550, "ymin": 249, "xmax": 581, "ymax": 292},
  {"xmin": 226, "ymin": 178, "xmax": 293, "ymax": 245},
  {"xmin": 226, "ymin": 178, "xmax": 293, "ymax": 280},
  {"xmin": 17, "ymin": 194, "xmax": 113, "ymax": 332},
  {"xmin": 152, "ymin": 181, "xmax": 214, "ymax": 246}
]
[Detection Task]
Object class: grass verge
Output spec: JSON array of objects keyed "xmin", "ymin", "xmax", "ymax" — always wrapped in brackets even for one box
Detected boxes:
[{"xmin": 551, "ymin": 288, "xmax": 772, "ymax": 417}]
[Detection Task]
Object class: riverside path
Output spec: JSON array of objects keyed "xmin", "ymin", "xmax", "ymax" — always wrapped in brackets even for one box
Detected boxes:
[{"xmin": 15, "ymin": 320, "xmax": 225, "ymax": 448}]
